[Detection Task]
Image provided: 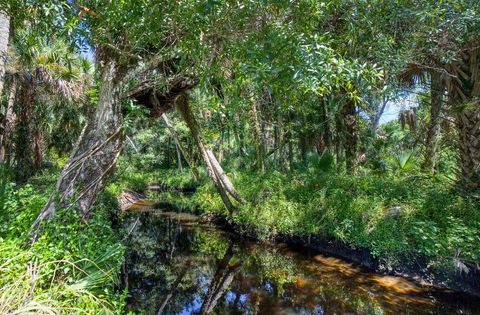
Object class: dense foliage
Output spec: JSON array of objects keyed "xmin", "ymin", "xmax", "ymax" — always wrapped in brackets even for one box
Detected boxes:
[
  {"xmin": 0, "ymin": 0, "xmax": 479, "ymax": 312},
  {"xmin": 0, "ymin": 172, "xmax": 126, "ymax": 313}
]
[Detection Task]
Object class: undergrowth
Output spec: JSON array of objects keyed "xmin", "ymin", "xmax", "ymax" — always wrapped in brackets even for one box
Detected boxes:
[
  {"xmin": 0, "ymin": 173, "xmax": 126, "ymax": 314},
  {"xmin": 182, "ymin": 168, "xmax": 480, "ymax": 273}
]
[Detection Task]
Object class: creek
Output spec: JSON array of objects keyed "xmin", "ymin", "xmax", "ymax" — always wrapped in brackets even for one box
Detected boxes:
[{"xmin": 120, "ymin": 199, "xmax": 480, "ymax": 315}]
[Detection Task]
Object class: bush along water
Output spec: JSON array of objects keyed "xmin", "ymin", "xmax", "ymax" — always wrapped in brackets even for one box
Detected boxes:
[{"xmin": 174, "ymin": 166, "xmax": 480, "ymax": 292}]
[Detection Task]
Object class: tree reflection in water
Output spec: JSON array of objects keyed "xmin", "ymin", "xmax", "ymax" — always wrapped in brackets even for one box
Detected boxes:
[{"xmin": 121, "ymin": 209, "xmax": 480, "ymax": 315}]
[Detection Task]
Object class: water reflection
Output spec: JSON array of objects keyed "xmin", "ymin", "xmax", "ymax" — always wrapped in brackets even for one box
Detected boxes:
[{"xmin": 121, "ymin": 208, "xmax": 480, "ymax": 315}]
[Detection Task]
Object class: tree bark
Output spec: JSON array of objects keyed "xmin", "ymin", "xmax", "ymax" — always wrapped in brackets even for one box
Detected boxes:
[
  {"xmin": 32, "ymin": 59, "xmax": 123, "ymax": 233},
  {"xmin": 175, "ymin": 142, "xmax": 183, "ymax": 171},
  {"xmin": 0, "ymin": 12, "xmax": 10, "ymax": 98},
  {"xmin": 32, "ymin": 127, "xmax": 45, "ymax": 170},
  {"xmin": 334, "ymin": 110, "xmax": 345, "ymax": 168},
  {"xmin": 371, "ymin": 94, "xmax": 388, "ymax": 138},
  {"xmin": 319, "ymin": 99, "xmax": 332, "ymax": 153},
  {"xmin": 456, "ymin": 108, "xmax": 480, "ymax": 190},
  {"xmin": 0, "ymin": 80, "xmax": 16, "ymax": 163},
  {"xmin": 277, "ymin": 108, "xmax": 287, "ymax": 171},
  {"xmin": 423, "ymin": 71, "xmax": 443, "ymax": 174},
  {"xmin": 251, "ymin": 100, "xmax": 265, "ymax": 173},
  {"xmin": 205, "ymin": 148, "xmax": 245, "ymax": 204},
  {"xmin": 15, "ymin": 79, "xmax": 35, "ymax": 182},
  {"xmin": 341, "ymin": 99, "xmax": 357, "ymax": 173},
  {"xmin": 175, "ymin": 95, "xmax": 236, "ymax": 214},
  {"xmin": 446, "ymin": 49, "xmax": 480, "ymax": 190}
]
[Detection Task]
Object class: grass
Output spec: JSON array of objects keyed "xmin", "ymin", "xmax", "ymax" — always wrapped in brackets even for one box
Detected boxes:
[{"xmin": 0, "ymin": 171, "xmax": 127, "ymax": 314}]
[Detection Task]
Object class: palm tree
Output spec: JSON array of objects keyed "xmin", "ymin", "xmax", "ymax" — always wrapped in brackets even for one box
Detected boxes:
[
  {"xmin": 444, "ymin": 48, "xmax": 480, "ymax": 190},
  {"xmin": 399, "ymin": 63, "xmax": 445, "ymax": 175},
  {"xmin": 6, "ymin": 32, "xmax": 91, "ymax": 181}
]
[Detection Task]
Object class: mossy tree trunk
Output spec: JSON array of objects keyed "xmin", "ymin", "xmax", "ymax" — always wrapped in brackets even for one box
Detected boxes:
[{"xmin": 32, "ymin": 58, "xmax": 124, "ymax": 232}]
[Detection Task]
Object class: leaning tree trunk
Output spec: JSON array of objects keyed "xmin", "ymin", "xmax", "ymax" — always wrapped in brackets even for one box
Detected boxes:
[
  {"xmin": 205, "ymin": 149, "xmax": 245, "ymax": 204},
  {"xmin": 175, "ymin": 95, "xmax": 236, "ymax": 214},
  {"xmin": 423, "ymin": 71, "xmax": 443, "ymax": 174},
  {"xmin": 371, "ymin": 94, "xmax": 388, "ymax": 138},
  {"xmin": 32, "ymin": 60, "xmax": 123, "ymax": 232},
  {"xmin": 0, "ymin": 11, "xmax": 10, "ymax": 98}
]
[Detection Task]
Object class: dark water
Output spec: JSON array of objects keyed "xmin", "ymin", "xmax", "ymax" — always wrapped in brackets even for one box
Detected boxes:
[{"xmin": 120, "ymin": 206, "xmax": 480, "ymax": 315}]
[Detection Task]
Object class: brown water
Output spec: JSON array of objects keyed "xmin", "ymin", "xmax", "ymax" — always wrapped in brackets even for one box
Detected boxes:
[{"xmin": 120, "ymin": 206, "xmax": 480, "ymax": 315}]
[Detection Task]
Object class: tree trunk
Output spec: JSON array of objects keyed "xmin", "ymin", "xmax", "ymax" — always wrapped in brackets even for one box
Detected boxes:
[
  {"xmin": 205, "ymin": 149, "xmax": 245, "ymax": 204},
  {"xmin": 32, "ymin": 127, "xmax": 44, "ymax": 170},
  {"xmin": 175, "ymin": 95, "xmax": 236, "ymax": 214},
  {"xmin": 287, "ymin": 132, "xmax": 294, "ymax": 169},
  {"xmin": 371, "ymin": 94, "xmax": 388, "ymax": 138},
  {"xmin": 335, "ymin": 111, "xmax": 345, "ymax": 169},
  {"xmin": 277, "ymin": 109, "xmax": 287, "ymax": 171},
  {"xmin": 423, "ymin": 71, "xmax": 443, "ymax": 173},
  {"xmin": 161, "ymin": 113, "xmax": 200, "ymax": 180},
  {"xmin": 175, "ymin": 142, "xmax": 183, "ymax": 171},
  {"xmin": 0, "ymin": 12, "xmax": 10, "ymax": 98},
  {"xmin": 251, "ymin": 100, "xmax": 265, "ymax": 173},
  {"xmin": 342, "ymin": 100, "xmax": 357, "ymax": 173},
  {"xmin": 447, "ymin": 49, "xmax": 480, "ymax": 190},
  {"xmin": 232, "ymin": 113, "xmax": 245, "ymax": 157},
  {"xmin": 15, "ymin": 80, "xmax": 35, "ymax": 182},
  {"xmin": 32, "ymin": 60, "xmax": 123, "ymax": 233},
  {"xmin": 320, "ymin": 99, "xmax": 332, "ymax": 153},
  {"xmin": 456, "ymin": 108, "xmax": 480, "ymax": 190},
  {"xmin": 0, "ymin": 80, "xmax": 16, "ymax": 163}
]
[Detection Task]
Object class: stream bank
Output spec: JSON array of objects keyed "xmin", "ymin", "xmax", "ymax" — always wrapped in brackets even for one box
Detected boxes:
[
  {"xmin": 119, "ymin": 203, "xmax": 480, "ymax": 314},
  {"xmin": 204, "ymin": 213, "xmax": 480, "ymax": 299}
]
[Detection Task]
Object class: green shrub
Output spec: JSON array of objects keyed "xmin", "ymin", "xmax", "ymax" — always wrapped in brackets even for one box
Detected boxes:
[
  {"xmin": 0, "ymin": 180, "xmax": 126, "ymax": 314},
  {"xmin": 188, "ymin": 169, "xmax": 480, "ymax": 272}
]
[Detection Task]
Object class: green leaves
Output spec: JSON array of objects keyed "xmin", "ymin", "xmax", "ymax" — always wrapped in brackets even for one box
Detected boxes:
[{"xmin": 392, "ymin": 150, "xmax": 416, "ymax": 172}]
